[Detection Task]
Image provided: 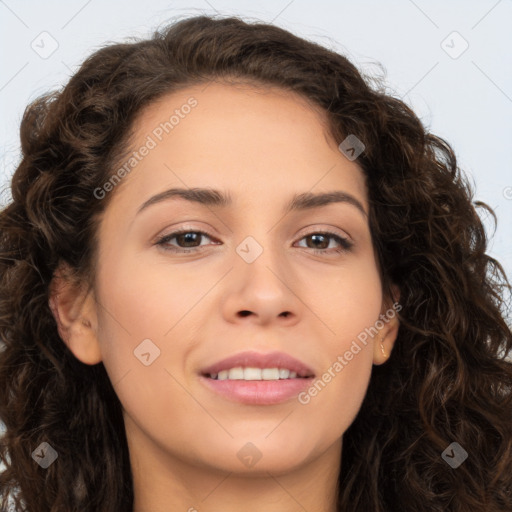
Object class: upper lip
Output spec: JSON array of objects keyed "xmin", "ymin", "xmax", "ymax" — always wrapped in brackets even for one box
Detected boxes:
[{"xmin": 200, "ymin": 350, "xmax": 315, "ymax": 377}]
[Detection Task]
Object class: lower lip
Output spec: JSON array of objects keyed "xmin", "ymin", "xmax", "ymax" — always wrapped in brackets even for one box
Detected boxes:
[{"xmin": 199, "ymin": 375, "xmax": 314, "ymax": 405}]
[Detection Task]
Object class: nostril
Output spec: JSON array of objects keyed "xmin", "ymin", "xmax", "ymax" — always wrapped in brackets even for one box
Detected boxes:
[{"xmin": 239, "ymin": 310, "xmax": 251, "ymax": 317}]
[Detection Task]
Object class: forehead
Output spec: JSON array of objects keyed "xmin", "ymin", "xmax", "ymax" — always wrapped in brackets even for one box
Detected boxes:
[{"xmin": 107, "ymin": 81, "xmax": 368, "ymax": 211}]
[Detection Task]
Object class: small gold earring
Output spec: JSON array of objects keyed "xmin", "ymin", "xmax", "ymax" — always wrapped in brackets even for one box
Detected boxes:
[{"xmin": 380, "ymin": 342, "xmax": 387, "ymax": 358}]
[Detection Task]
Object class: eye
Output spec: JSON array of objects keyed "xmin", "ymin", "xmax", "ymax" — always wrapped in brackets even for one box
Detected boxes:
[
  {"xmin": 294, "ymin": 231, "xmax": 353, "ymax": 254},
  {"xmin": 154, "ymin": 228, "xmax": 354, "ymax": 254},
  {"xmin": 155, "ymin": 229, "xmax": 218, "ymax": 253}
]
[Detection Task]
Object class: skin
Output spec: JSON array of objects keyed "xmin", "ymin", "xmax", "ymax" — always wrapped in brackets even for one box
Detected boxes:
[{"xmin": 50, "ymin": 81, "xmax": 400, "ymax": 512}]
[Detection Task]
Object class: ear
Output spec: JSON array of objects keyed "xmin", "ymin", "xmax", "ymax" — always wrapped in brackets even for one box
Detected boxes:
[
  {"xmin": 373, "ymin": 283, "xmax": 401, "ymax": 365},
  {"xmin": 48, "ymin": 264, "xmax": 102, "ymax": 365}
]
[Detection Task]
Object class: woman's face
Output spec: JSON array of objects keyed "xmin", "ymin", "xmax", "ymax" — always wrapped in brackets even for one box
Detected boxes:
[{"xmin": 68, "ymin": 81, "xmax": 399, "ymax": 476}]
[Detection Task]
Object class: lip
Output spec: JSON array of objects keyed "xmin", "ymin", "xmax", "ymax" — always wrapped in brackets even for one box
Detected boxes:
[
  {"xmin": 199, "ymin": 376, "xmax": 314, "ymax": 405},
  {"xmin": 200, "ymin": 350, "xmax": 315, "ymax": 378},
  {"xmin": 198, "ymin": 350, "xmax": 315, "ymax": 405}
]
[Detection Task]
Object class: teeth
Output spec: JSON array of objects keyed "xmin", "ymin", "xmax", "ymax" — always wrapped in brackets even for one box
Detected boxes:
[
  {"xmin": 244, "ymin": 367, "xmax": 262, "ymax": 380},
  {"xmin": 210, "ymin": 367, "xmax": 303, "ymax": 381},
  {"xmin": 228, "ymin": 367, "xmax": 244, "ymax": 379},
  {"xmin": 262, "ymin": 368, "xmax": 279, "ymax": 380}
]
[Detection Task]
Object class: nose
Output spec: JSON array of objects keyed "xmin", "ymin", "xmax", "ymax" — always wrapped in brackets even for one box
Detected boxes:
[{"xmin": 221, "ymin": 242, "xmax": 301, "ymax": 327}]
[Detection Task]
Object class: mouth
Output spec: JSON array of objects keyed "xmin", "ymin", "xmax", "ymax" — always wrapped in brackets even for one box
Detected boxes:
[
  {"xmin": 199, "ymin": 350, "xmax": 315, "ymax": 405},
  {"xmin": 203, "ymin": 367, "xmax": 312, "ymax": 380}
]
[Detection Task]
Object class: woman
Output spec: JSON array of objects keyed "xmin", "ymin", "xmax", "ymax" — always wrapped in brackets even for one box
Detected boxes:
[{"xmin": 0, "ymin": 14, "xmax": 511, "ymax": 512}]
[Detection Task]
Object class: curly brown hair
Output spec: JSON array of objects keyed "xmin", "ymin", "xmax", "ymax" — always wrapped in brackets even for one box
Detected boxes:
[{"xmin": 1, "ymin": 13, "xmax": 511, "ymax": 512}]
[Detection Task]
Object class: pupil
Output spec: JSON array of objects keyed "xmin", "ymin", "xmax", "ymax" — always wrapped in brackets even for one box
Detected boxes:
[
  {"xmin": 310, "ymin": 234, "xmax": 327, "ymax": 249},
  {"xmin": 179, "ymin": 233, "xmax": 199, "ymax": 246}
]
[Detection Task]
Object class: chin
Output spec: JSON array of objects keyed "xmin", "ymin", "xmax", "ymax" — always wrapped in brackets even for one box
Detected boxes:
[{"xmin": 195, "ymin": 440, "xmax": 317, "ymax": 475}]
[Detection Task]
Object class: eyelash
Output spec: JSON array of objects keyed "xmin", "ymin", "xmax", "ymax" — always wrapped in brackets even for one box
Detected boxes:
[{"xmin": 154, "ymin": 228, "xmax": 354, "ymax": 255}]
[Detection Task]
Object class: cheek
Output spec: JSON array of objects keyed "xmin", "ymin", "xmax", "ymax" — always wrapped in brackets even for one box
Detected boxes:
[
  {"xmin": 298, "ymin": 329, "xmax": 375, "ymax": 442},
  {"xmin": 312, "ymin": 251, "xmax": 383, "ymax": 344},
  {"xmin": 95, "ymin": 249, "xmax": 204, "ymax": 344},
  {"xmin": 299, "ymin": 257, "xmax": 381, "ymax": 431},
  {"xmin": 93, "ymin": 256, "xmax": 197, "ymax": 433},
  {"xmin": 92, "ymin": 253, "xmax": 185, "ymax": 384}
]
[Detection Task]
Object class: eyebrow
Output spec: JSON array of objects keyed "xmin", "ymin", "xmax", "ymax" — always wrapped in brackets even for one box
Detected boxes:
[{"xmin": 136, "ymin": 187, "xmax": 368, "ymax": 219}]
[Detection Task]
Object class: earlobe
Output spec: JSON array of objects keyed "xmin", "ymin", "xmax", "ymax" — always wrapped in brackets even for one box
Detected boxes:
[
  {"xmin": 373, "ymin": 285, "xmax": 401, "ymax": 365},
  {"xmin": 373, "ymin": 315, "xmax": 400, "ymax": 365},
  {"xmin": 48, "ymin": 265, "xmax": 102, "ymax": 365}
]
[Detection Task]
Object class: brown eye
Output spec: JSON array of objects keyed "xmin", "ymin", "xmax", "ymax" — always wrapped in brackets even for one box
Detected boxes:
[
  {"xmin": 295, "ymin": 232, "xmax": 353, "ymax": 254},
  {"xmin": 155, "ymin": 230, "xmax": 217, "ymax": 252}
]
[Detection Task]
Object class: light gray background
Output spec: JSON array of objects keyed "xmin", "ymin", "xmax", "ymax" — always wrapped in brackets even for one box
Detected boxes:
[{"xmin": 0, "ymin": 0, "xmax": 511, "ymax": 467}]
